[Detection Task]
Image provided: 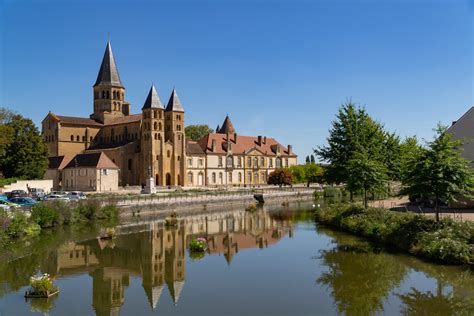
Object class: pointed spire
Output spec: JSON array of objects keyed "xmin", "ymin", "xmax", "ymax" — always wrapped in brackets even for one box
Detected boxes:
[
  {"xmin": 142, "ymin": 84, "xmax": 164, "ymax": 110},
  {"xmin": 218, "ymin": 115, "xmax": 236, "ymax": 134},
  {"xmin": 216, "ymin": 125, "xmax": 220, "ymax": 133},
  {"xmin": 94, "ymin": 40, "xmax": 123, "ymax": 87},
  {"xmin": 168, "ymin": 280, "xmax": 185, "ymax": 305},
  {"xmin": 165, "ymin": 88, "xmax": 185, "ymax": 112}
]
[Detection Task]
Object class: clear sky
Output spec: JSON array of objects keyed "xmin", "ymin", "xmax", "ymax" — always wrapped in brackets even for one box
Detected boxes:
[{"xmin": 0, "ymin": 0, "xmax": 472, "ymax": 160}]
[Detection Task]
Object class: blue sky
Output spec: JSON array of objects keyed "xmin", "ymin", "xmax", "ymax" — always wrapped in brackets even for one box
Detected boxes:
[{"xmin": 0, "ymin": 0, "xmax": 472, "ymax": 160}]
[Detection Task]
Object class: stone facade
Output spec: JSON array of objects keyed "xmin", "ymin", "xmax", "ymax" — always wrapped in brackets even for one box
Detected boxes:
[{"xmin": 42, "ymin": 40, "xmax": 297, "ymax": 190}]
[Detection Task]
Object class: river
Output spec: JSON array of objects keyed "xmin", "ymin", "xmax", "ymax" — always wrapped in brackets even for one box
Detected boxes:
[{"xmin": 0, "ymin": 200, "xmax": 473, "ymax": 315}]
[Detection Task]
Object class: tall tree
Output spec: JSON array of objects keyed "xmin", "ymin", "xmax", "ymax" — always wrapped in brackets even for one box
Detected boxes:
[
  {"xmin": 185, "ymin": 124, "xmax": 214, "ymax": 141},
  {"xmin": 267, "ymin": 168, "xmax": 293, "ymax": 187},
  {"xmin": 0, "ymin": 108, "xmax": 15, "ymax": 158},
  {"xmin": 347, "ymin": 151, "xmax": 387, "ymax": 208},
  {"xmin": 310, "ymin": 154, "xmax": 315, "ymax": 163},
  {"xmin": 400, "ymin": 124, "xmax": 474, "ymax": 221},
  {"xmin": 305, "ymin": 156, "xmax": 310, "ymax": 164},
  {"xmin": 0, "ymin": 114, "xmax": 48, "ymax": 179},
  {"xmin": 315, "ymin": 101, "xmax": 387, "ymax": 197}
]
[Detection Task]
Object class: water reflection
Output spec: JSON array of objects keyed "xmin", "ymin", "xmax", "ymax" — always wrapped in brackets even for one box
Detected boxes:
[
  {"xmin": 317, "ymin": 226, "xmax": 474, "ymax": 316},
  {"xmin": 30, "ymin": 208, "xmax": 292, "ymax": 315}
]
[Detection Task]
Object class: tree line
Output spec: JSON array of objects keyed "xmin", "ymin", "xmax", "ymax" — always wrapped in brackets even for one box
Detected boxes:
[
  {"xmin": 0, "ymin": 108, "xmax": 48, "ymax": 180},
  {"xmin": 314, "ymin": 101, "xmax": 474, "ymax": 219}
]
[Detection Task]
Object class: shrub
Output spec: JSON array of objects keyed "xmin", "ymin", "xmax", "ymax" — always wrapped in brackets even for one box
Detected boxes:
[
  {"xmin": 6, "ymin": 211, "xmax": 28, "ymax": 238},
  {"xmin": 314, "ymin": 203, "xmax": 474, "ymax": 265},
  {"xmin": 72, "ymin": 200, "xmax": 101, "ymax": 222},
  {"xmin": 31, "ymin": 204, "xmax": 59, "ymax": 228},
  {"xmin": 29, "ymin": 273, "xmax": 57, "ymax": 295},
  {"xmin": 96, "ymin": 205, "xmax": 118, "ymax": 221}
]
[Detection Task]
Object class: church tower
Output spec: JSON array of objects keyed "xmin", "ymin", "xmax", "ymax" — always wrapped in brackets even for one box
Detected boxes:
[
  {"xmin": 141, "ymin": 84, "xmax": 165, "ymax": 186},
  {"xmin": 91, "ymin": 41, "xmax": 130, "ymax": 123},
  {"xmin": 164, "ymin": 89, "xmax": 186, "ymax": 186}
]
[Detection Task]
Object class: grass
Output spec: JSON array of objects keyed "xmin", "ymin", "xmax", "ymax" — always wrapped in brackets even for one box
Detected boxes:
[{"xmin": 314, "ymin": 203, "xmax": 473, "ymax": 265}]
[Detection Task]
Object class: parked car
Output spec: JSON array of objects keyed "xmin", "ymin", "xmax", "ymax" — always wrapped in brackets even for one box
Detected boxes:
[
  {"xmin": 44, "ymin": 194, "xmax": 70, "ymax": 202},
  {"xmin": 0, "ymin": 199, "xmax": 21, "ymax": 209},
  {"xmin": 67, "ymin": 191, "xmax": 86, "ymax": 201},
  {"xmin": 7, "ymin": 190, "xmax": 29, "ymax": 199},
  {"xmin": 30, "ymin": 188, "xmax": 46, "ymax": 200},
  {"xmin": 0, "ymin": 194, "xmax": 8, "ymax": 201},
  {"xmin": 51, "ymin": 191, "xmax": 69, "ymax": 196},
  {"xmin": 8, "ymin": 197, "xmax": 38, "ymax": 207}
]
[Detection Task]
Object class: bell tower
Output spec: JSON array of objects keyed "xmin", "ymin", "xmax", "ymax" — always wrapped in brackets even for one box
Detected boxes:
[
  {"xmin": 164, "ymin": 89, "xmax": 186, "ymax": 186},
  {"xmin": 141, "ymin": 84, "xmax": 165, "ymax": 186},
  {"xmin": 91, "ymin": 41, "xmax": 130, "ymax": 123}
]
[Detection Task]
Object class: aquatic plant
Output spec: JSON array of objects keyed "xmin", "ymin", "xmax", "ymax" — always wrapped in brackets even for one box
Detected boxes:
[
  {"xmin": 27, "ymin": 273, "xmax": 58, "ymax": 296},
  {"xmin": 189, "ymin": 237, "xmax": 207, "ymax": 253}
]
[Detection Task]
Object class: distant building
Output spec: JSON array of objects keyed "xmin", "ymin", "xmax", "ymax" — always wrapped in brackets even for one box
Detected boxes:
[
  {"xmin": 42, "ymin": 40, "xmax": 297, "ymax": 191},
  {"xmin": 448, "ymin": 107, "xmax": 474, "ymax": 161}
]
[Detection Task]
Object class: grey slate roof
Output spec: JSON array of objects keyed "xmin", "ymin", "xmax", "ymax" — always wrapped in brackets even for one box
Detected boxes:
[
  {"xmin": 142, "ymin": 84, "xmax": 164, "ymax": 109},
  {"xmin": 94, "ymin": 41, "xmax": 123, "ymax": 87},
  {"xmin": 165, "ymin": 89, "xmax": 185, "ymax": 112}
]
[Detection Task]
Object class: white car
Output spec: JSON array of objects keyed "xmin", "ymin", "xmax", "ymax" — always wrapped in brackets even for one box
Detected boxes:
[
  {"xmin": 67, "ymin": 191, "xmax": 86, "ymax": 201},
  {"xmin": 44, "ymin": 194, "xmax": 70, "ymax": 201}
]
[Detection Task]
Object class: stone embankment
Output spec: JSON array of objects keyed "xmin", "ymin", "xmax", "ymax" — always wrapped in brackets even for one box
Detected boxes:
[{"xmin": 99, "ymin": 187, "xmax": 315, "ymax": 211}]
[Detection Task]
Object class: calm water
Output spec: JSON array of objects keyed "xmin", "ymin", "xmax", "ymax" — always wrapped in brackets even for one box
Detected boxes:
[{"xmin": 0, "ymin": 201, "xmax": 473, "ymax": 316}]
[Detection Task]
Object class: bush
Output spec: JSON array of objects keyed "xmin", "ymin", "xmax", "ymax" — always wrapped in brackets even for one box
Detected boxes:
[
  {"xmin": 72, "ymin": 200, "xmax": 101, "ymax": 222},
  {"xmin": 314, "ymin": 204, "xmax": 474, "ymax": 265},
  {"xmin": 6, "ymin": 211, "xmax": 29, "ymax": 238},
  {"xmin": 31, "ymin": 204, "xmax": 60, "ymax": 228},
  {"xmin": 189, "ymin": 238, "xmax": 207, "ymax": 252},
  {"xmin": 96, "ymin": 205, "xmax": 118, "ymax": 221}
]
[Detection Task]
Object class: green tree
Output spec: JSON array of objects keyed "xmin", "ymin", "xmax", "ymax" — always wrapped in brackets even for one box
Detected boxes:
[
  {"xmin": 267, "ymin": 168, "xmax": 293, "ymax": 187},
  {"xmin": 0, "ymin": 108, "xmax": 15, "ymax": 158},
  {"xmin": 305, "ymin": 156, "xmax": 310, "ymax": 164},
  {"xmin": 0, "ymin": 114, "xmax": 48, "ymax": 179},
  {"xmin": 310, "ymin": 154, "xmax": 315, "ymax": 163},
  {"xmin": 316, "ymin": 101, "xmax": 386, "ymax": 197},
  {"xmin": 347, "ymin": 151, "xmax": 387, "ymax": 208},
  {"xmin": 185, "ymin": 124, "xmax": 214, "ymax": 141},
  {"xmin": 400, "ymin": 124, "xmax": 474, "ymax": 221}
]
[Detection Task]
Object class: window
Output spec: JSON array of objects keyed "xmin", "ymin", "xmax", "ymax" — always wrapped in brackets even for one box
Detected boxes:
[
  {"xmin": 90, "ymin": 136, "xmax": 93, "ymax": 142},
  {"xmin": 247, "ymin": 157, "xmax": 252, "ymax": 167},
  {"xmin": 177, "ymin": 124, "xmax": 181, "ymax": 131},
  {"xmin": 154, "ymin": 110, "xmax": 157, "ymax": 119},
  {"xmin": 154, "ymin": 122, "xmax": 157, "ymax": 130},
  {"xmin": 187, "ymin": 172, "xmax": 193, "ymax": 184},
  {"xmin": 285, "ymin": 158, "xmax": 289, "ymax": 167},
  {"xmin": 237, "ymin": 157, "xmax": 242, "ymax": 168},
  {"xmin": 269, "ymin": 158, "xmax": 273, "ymax": 168},
  {"xmin": 158, "ymin": 122, "xmax": 162, "ymax": 131},
  {"xmin": 212, "ymin": 172, "xmax": 216, "ymax": 183},
  {"xmin": 276, "ymin": 157, "xmax": 282, "ymax": 168},
  {"xmin": 82, "ymin": 136, "xmax": 85, "ymax": 141},
  {"xmin": 247, "ymin": 172, "xmax": 252, "ymax": 182},
  {"xmin": 253, "ymin": 157, "xmax": 258, "ymax": 167},
  {"xmin": 228, "ymin": 172, "xmax": 232, "ymax": 183},
  {"xmin": 219, "ymin": 172, "xmax": 223, "ymax": 184},
  {"xmin": 177, "ymin": 156, "xmax": 180, "ymax": 161},
  {"xmin": 238, "ymin": 172, "xmax": 242, "ymax": 182},
  {"xmin": 218, "ymin": 157, "xmax": 223, "ymax": 167},
  {"xmin": 102, "ymin": 169, "xmax": 108, "ymax": 175},
  {"xmin": 254, "ymin": 172, "xmax": 259, "ymax": 183},
  {"xmin": 177, "ymin": 114, "xmax": 181, "ymax": 120},
  {"xmin": 226, "ymin": 156, "xmax": 233, "ymax": 168},
  {"xmin": 188, "ymin": 158, "xmax": 192, "ymax": 167},
  {"xmin": 261, "ymin": 172, "xmax": 266, "ymax": 183},
  {"xmin": 154, "ymin": 133, "xmax": 158, "ymax": 140},
  {"xmin": 198, "ymin": 159, "xmax": 203, "ymax": 167},
  {"xmin": 260, "ymin": 157, "xmax": 265, "ymax": 167},
  {"xmin": 70, "ymin": 135, "xmax": 74, "ymax": 141},
  {"xmin": 167, "ymin": 150, "xmax": 171, "ymax": 158}
]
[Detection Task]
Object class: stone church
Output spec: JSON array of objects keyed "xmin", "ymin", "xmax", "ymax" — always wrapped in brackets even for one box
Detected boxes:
[{"xmin": 43, "ymin": 41, "xmax": 297, "ymax": 191}]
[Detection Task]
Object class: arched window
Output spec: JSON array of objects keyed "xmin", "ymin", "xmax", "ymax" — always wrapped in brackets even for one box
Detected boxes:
[
  {"xmin": 212, "ymin": 172, "xmax": 216, "ymax": 183},
  {"xmin": 167, "ymin": 150, "xmax": 171, "ymax": 158},
  {"xmin": 70, "ymin": 135, "xmax": 74, "ymax": 141},
  {"xmin": 102, "ymin": 90, "xmax": 106, "ymax": 98},
  {"xmin": 187, "ymin": 172, "xmax": 193, "ymax": 184},
  {"xmin": 226, "ymin": 156, "xmax": 233, "ymax": 168},
  {"xmin": 276, "ymin": 157, "xmax": 282, "ymax": 168},
  {"xmin": 219, "ymin": 172, "xmax": 223, "ymax": 184},
  {"xmin": 158, "ymin": 122, "xmax": 162, "ymax": 130},
  {"xmin": 76, "ymin": 135, "xmax": 80, "ymax": 141},
  {"xmin": 154, "ymin": 122, "xmax": 157, "ymax": 130},
  {"xmin": 247, "ymin": 172, "xmax": 252, "ymax": 183},
  {"xmin": 238, "ymin": 172, "xmax": 242, "ymax": 182},
  {"xmin": 254, "ymin": 172, "xmax": 259, "ymax": 183},
  {"xmin": 253, "ymin": 157, "xmax": 258, "ymax": 167},
  {"xmin": 106, "ymin": 91, "xmax": 110, "ymax": 99},
  {"xmin": 113, "ymin": 91, "xmax": 116, "ymax": 99},
  {"xmin": 154, "ymin": 111, "xmax": 157, "ymax": 119},
  {"xmin": 158, "ymin": 134, "xmax": 161, "ymax": 140},
  {"xmin": 247, "ymin": 157, "xmax": 252, "ymax": 167},
  {"xmin": 154, "ymin": 133, "xmax": 158, "ymax": 140}
]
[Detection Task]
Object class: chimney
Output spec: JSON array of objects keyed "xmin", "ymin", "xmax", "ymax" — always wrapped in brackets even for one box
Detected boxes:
[
  {"xmin": 288, "ymin": 145, "xmax": 292, "ymax": 155},
  {"xmin": 211, "ymin": 139, "xmax": 217, "ymax": 152},
  {"xmin": 263, "ymin": 136, "xmax": 267, "ymax": 144},
  {"xmin": 234, "ymin": 133, "xmax": 237, "ymax": 143},
  {"xmin": 257, "ymin": 135, "xmax": 262, "ymax": 146}
]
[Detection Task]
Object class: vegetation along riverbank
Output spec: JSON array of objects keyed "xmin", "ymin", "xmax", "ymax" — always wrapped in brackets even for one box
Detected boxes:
[
  {"xmin": 0, "ymin": 200, "xmax": 118, "ymax": 249},
  {"xmin": 314, "ymin": 203, "xmax": 474, "ymax": 266}
]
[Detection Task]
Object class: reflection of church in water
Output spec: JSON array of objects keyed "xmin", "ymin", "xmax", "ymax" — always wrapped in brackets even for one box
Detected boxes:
[{"xmin": 44, "ymin": 208, "xmax": 293, "ymax": 315}]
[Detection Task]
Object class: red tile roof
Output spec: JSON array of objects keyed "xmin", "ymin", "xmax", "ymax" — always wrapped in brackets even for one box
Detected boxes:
[
  {"xmin": 55, "ymin": 115, "xmax": 103, "ymax": 127},
  {"xmin": 64, "ymin": 152, "xmax": 119, "ymax": 169},
  {"xmin": 196, "ymin": 133, "xmax": 294, "ymax": 156}
]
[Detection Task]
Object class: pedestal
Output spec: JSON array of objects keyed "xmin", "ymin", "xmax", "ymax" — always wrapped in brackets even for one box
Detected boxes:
[{"xmin": 143, "ymin": 177, "xmax": 156, "ymax": 194}]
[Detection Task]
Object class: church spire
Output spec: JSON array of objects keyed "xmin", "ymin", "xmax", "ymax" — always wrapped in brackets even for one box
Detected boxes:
[
  {"xmin": 218, "ymin": 115, "xmax": 236, "ymax": 134},
  {"xmin": 142, "ymin": 84, "xmax": 164, "ymax": 109},
  {"xmin": 165, "ymin": 88, "xmax": 185, "ymax": 112},
  {"xmin": 94, "ymin": 40, "xmax": 123, "ymax": 87}
]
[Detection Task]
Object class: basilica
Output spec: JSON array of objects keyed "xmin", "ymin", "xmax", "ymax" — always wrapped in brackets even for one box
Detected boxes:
[{"xmin": 42, "ymin": 41, "xmax": 297, "ymax": 191}]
